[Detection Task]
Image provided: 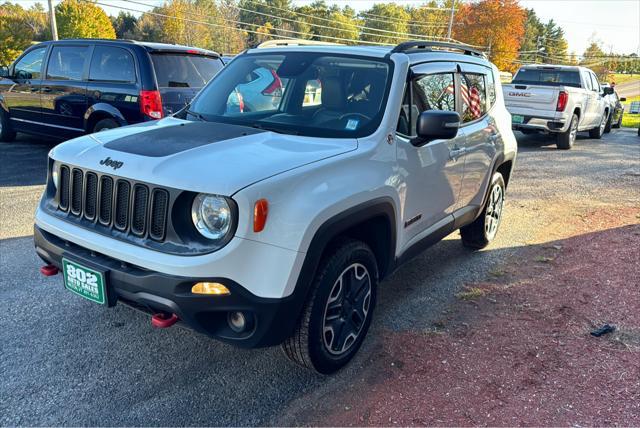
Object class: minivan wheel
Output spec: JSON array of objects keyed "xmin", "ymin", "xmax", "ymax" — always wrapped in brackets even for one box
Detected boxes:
[
  {"xmin": 93, "ymin": 118, "xmax": 119, "ymax": 133},
  {"xmin": 282, "ymin": 238, "xmax": 378, "ymax": 374},
  {"xmin": 460, "ymin": 172, "xmax": 505, "ymax": 250},
  {"xmin": 0, "ymin": 110, "xmax": 17, "ymax": 142},
  {"xmin": 556, "ymin": 114, "xmax": 578, "ymax": 150}
]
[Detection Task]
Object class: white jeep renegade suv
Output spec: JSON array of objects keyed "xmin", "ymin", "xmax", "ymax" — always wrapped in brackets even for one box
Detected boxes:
[{"xmin": 35, "ymin": 41, "xmax": 517, "ymax": 374}]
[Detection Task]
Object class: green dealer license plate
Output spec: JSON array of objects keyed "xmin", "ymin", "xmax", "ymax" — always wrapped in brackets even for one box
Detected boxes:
[
  {"xmin": 512, "ymin": 114, "xmax": 524, "ymax": 124},
  {"xmin": 62, "ymin": 258, "xmax": 107, "ymax": 305}
]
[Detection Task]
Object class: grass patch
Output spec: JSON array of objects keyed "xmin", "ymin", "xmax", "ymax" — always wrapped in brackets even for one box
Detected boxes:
[
  {"xmin": 621, "ymin": 96, "xmax": 640, "ymax": 129},
  {"xmin": 607, "ymin": 73, "xmax": 640, "ymax": 85},
  {"xmin": 455, "ymin": 287, "xmax": 487, "ymax": 300}
]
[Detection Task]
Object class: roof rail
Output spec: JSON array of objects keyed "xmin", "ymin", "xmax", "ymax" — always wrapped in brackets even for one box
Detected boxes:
[
  {"xmin": 256, "ymin": 39, "xmax": 343, "ymax": 48},
  {"xmin": 390, "ymin": 41, "xmax": 486, "ymax": 58}
]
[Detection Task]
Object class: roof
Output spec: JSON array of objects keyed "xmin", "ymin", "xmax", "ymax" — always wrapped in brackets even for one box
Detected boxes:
[{"xmin": 33, "ymin": 39, "xmax": 220, "ymax": 57}]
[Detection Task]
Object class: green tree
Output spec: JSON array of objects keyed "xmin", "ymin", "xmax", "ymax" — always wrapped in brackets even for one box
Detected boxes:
[
  {"xmin": 360, "ymin": 3, "xmax": 410, "ymax": 44},
  {"xmin": 519, "ymin": 9, "xmax": 543, "ymax": 63},
  {"xmin": 581, "ymin": 41, "xmax": 606, "ymax": 77},
  {"xmin": 296, "ymin": 1, "xmax": 358, "ymax": 44},
  {"xmin": 0, "ymin": 2, "xmax": 35, "ymax": 63},
  {"xmin": 55, "ymin": 0, "xmax": 115, "ymax": 39},
  {"xmin": 540, "ymin": 20, "xmax": 568, "ymax": 64},
  {"xmin": 408, "ymin": 1, "xmax": 450, "ymax": 41},
  {"xmin": 111, "ymin": 11, "xmax": 137, "ymax": 39}
]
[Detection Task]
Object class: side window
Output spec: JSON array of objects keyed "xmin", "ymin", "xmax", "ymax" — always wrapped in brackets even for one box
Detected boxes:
[
  {"xmin": 589, "ymin": 73, "xmax": 600, "ymax": 92},
  {"xmin": 46, "ymin": 46, "xmax": 90, "ymax": 81},
  {"xmin": 303, "ymin": 79, "xmax": 322, "ymax": 107},
  {"xmin": 487, "ymin": 70, "xmax": 496, "ymax": 108},
  {"xmin": 583, "ymin": 73, "xmax": 593, "ymax": 91},
  {"xmin": 89, "ymin": 46, "xmax": 136, "ymax": 83},
  {"xmin": 460, "ymin": 73, "xmax": 487, "ymax": 123},
  {"xmin": 13, "ymin": 47, "xmax": 47, "ymax": 80}
]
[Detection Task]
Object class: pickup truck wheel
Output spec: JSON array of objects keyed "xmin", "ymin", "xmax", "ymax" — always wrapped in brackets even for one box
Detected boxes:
[
  {"xmin": 603, "ymin": 111, "xmax": 613, "ymax": 133},
  {"xmin": 460, "ymin": 172, "xmax": 505, "ymax": 250},
  {"xmin": 589, "ymin": 113, "xmax": 607, "ymax": 139},
  {"xmin": 556, "ymin": 114, "xmax": 578, "ymax": 150},
  {"xmin": 93, "ymin": 118, "xmax": 119, "ymax": 133},
  {"xmin": 0, "ymin": 110, "xmax": 17, "ymax": 142},
  {"xmin": 282, "ymin": 238, "xmax": 378, "ymax": 374}
]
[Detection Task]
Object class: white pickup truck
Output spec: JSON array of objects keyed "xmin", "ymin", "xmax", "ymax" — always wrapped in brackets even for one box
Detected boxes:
[{"xmin": 503, "ymin": 65, "xmax": 612, "ymax": 149}]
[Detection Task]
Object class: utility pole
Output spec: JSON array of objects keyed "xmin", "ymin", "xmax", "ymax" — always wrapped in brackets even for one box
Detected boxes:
[
  {"xmin": 48, "ymin": 0, "xmax": 58, "ymax": 41},
  {"xmin": 447, "ymin": 0, "xmax": 456, "ymax": 41}
]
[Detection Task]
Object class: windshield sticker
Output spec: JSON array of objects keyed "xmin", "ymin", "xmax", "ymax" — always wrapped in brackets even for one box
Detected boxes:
[{"xmin": 346, "ymin": 119, "xmax": 359, "ymax": 130}]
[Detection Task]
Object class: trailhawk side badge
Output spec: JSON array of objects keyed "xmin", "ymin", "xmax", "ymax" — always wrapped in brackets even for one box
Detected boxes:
[{"xmin": 99, "ymin": 157, "xmax": 124, "ymax": 170}]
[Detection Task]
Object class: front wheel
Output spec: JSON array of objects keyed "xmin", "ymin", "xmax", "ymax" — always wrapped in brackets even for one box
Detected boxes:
[
  {"xmin": 589, "ymin": 112, "xmax": 607, "ymax": 139},
  {"xmin": 460, "ymin": 172, "xmax": 506, "ymax": 250},
  {"xmin": 0, "ymin": 110, "xmax": 17, "ymax": 142},
  {"xmin": 93, "ymin": 118, "xmax": 119, "ymax": 133},
  {"xmin": 282, "ymin": 238, "xmax": 378, "ymax": 374}
]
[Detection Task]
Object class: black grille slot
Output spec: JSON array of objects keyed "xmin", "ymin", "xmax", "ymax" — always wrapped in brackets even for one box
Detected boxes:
[
  {"xmin": 131, "ymin": 185, "xmax": 149, "ymax": 236},
  {"xmin": 59, "ymin": 166, "xmax": 70, "ymax": 211},
  {"xmin": 99, "ymin": 176, "xmax": 114, "ymax": 225},
  {"xmin": 70, "ymin": 169, "xmax": 83, "ymax": 215},
  {"xmin": 149, "ymin": 189, "xmax": 169, "ymax": 240},
  {"xmin": 114, "ymin": 180, "xmax": 131, "ymax": 231},
  {"xmin": 84, "ymin": 173, "xmax": 98, "ymax": 220}
]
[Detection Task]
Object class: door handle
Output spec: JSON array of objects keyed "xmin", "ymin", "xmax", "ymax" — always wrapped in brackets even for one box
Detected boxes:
[
  {"xmin": 41, "ymin": 86, "xmax": 52, "ymax": 93},
  {"xmin": 449, "ymin": 147, "xmax": 465, "ymax": 161}
]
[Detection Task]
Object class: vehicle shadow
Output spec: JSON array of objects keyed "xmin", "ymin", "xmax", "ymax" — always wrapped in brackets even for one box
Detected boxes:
[{"xmin": 0, "ymin": 134, "xmax": 57, "ymax": 187}]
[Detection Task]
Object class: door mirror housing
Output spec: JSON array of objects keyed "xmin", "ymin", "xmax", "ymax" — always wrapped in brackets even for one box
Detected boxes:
[
  {"xmin": 602, "ymin": 86, "xmax": 614, "ymax": 95},
  {"xmin": 411, "ymin": 110, "xmax": 460, "ymax": 147},
  {"xmin": 620, "ymin": 97, "xmax": 627, "ymax": 102},
  {"xmin": 0, "ymin": 66, "xmax": 9, "ymax": 78}
]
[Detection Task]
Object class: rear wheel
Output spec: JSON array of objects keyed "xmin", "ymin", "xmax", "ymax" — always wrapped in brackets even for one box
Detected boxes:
[
  {"xmin": 93, "ymin": 118, "xmax": 119, "ymax": 133},
  {"xmin": 556, "ymin": 114, "xmax": 578, "ymax": 150},
  {"xmin": 282, "ymin": 238, "xmax": 378, "ymax": 374},
  {"xmin": 0, "ymin": 110, "xmax": 17, "ymax": 142},
  {"xmin": 461, "ymin": 172, "xmax": 505, "ymax": 250},
  {"xmin": 589, "ymin": 112, "xmax": 607, "ymax": 139}
]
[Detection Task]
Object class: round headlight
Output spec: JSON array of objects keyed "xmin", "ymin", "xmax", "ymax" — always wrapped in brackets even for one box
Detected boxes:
[{"xmin": 191, "ymin": 194, "xmax": 232, "ymax": 240}]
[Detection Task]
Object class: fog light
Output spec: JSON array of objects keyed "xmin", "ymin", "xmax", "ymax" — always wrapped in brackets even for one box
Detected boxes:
[
  {"xmin": 191, "ymin": 282, "xmax": 230, "ymax": 295},
  {"xmin": 228, "ymin": 311, "xmax": 246, "ymax": 333}
]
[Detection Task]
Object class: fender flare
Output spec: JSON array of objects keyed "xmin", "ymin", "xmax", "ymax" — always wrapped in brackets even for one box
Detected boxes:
[{"xmin": 83, "ymin": 103, "xmax": 127, "ymax": 132}]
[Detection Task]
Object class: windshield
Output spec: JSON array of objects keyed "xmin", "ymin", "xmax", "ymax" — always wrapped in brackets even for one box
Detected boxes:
[
  {"xmin": 512, "ymin": 68, "xmax": 582, "ymax": 88},
  {"xmin": 186, "ymin": 52, "xmax": 392, "ymax": 138},
  {"xmin": 151, "ymin": 53, "xmax": 223, "ymax": 88}
]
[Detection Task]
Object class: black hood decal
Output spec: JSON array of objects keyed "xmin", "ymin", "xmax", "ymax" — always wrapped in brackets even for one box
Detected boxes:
[{"xmin": 103, "ymin": 121, "xmax": 266, "ymax": 157}]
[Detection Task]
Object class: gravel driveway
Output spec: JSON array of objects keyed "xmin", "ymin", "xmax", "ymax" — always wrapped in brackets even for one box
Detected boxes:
[{"xmin": 1, "ymin": 129, "xmax": 638, "ymax": 426}]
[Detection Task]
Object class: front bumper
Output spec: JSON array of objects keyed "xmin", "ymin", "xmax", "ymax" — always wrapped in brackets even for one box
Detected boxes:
[{"xmin": 34, "ymin": 225, "xmax": 302, "ymax": 348}]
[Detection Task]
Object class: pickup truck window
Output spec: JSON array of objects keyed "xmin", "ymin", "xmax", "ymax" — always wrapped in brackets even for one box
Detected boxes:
[
  {"xmin": 513, "ymin": 69, "xmax": 581, "ymax": 88},
  {"xmin": 460, "ymin": 73, "xmax": 487, "ymax": 123}
]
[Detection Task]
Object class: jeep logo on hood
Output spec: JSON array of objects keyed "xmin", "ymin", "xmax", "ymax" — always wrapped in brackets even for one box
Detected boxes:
[{"xmin": 99, "ymin": 157, "xmax": 124, "ymax": 170}]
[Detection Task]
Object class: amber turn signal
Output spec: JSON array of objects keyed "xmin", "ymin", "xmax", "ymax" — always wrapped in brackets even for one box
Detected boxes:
[
  {"xmin": 253, "ymin": 199, "xmax": 269, "ymax": 232},
  {"xmin": 191, "ymin": 282, "xmax": 230, "ymax": 295}
]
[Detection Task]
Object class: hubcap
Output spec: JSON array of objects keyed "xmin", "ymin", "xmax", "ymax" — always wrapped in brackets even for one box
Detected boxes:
[
  {"xmin": 485, "ymin": 183, "xmax": 504, "ymax": 240},
  {"xmin": 322, "ymin": 263, "xmax": 371, "ymax": 356},
  {"xmin": 569, "ymin": 120, "xmax": 577, "ymax": 144},
  {"xmin": 599, "ymin": 115, "xmax": 607, "ymax": 133}
]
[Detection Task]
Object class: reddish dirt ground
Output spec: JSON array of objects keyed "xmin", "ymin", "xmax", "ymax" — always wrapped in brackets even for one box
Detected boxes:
[{"xmin": 305, "ymin": 207, "xmax": 640, "ymax": 426}]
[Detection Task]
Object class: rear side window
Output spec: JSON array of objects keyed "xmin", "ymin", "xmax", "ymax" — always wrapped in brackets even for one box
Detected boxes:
[
  {"xmin": 89, "ymin": 46, "xmax": 136, "ymax": 83},
  {"xmin": 487, "ymin": 70, "xmax": 496, "ymax": 107},
  {"xmin": 151, "ymin": 54, "xmax": 223, "ymax": 88},
  {"xmin": 397, "ymin": 73, "xmax": 455, "ymax": 137},
  {"xmin": 589, "ymin": 73, "xmax": 600, "ymax": 92},
  {"xmin": 513, "ymin": 69, "xmax": 582, "ymax": 88},
  {"xmin": 46, "ymin": 46, "xmax": 90, "ymax": 81},
  {"xmin": 460, "ymin": 73, "xmax": 487, "ymax": 123},
  {"xmin": 13, "ymin": 47, "xmax": 47, "ymax": 80}
]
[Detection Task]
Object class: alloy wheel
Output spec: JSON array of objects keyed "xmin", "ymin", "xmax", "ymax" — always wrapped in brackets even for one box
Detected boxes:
[
  {"xmin": 322, "ymin": 263, "xmax": 372, "ymax": 356},
  {"xmin": 569, "ymin": 119, "xmax": 578, "ymax": 145},
  {"xmin": 485, "ymin": 183, "xmax": 504, "ymax": 240}
]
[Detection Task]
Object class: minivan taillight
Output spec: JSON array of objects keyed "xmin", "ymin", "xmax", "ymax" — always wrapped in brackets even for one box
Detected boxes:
[
  {"xmin": 262, "ymin": 69, "xmax": 283, "ymax": 97},
  {"xmin": 556, "ymin": 91, "xmax": 568, "ymax": 112},
  {"xmin": 140, "ymin": 90, "xmax": 164, "ymax": 119}
]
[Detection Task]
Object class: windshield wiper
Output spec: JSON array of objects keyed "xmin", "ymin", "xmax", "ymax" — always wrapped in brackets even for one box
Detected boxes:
[
  {"xmin": 185, "ymin": 109, "xmax": 207, "ymax": 122},
  {"xmin": 248, "ymin": 123, "xmax": 299, "ymax": 135}
]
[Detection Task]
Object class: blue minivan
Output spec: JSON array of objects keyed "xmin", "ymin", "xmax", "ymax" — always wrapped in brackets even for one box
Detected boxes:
[{"xmin": 0, "ymin": 39, "xmax": 224, "ymax": 142}]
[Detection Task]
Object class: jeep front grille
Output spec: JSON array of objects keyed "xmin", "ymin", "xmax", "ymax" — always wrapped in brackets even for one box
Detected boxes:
[{"xmin": 56, "ymin": 166, "xmax": 169, "ymax": 241}]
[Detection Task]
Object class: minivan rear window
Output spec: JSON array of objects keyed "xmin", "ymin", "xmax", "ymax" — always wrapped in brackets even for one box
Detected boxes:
[
  {"xmin": 151, "ymin": 54, "xmax": 223, "ymax": 88},
  {"xmin": 512, "ymin": 69, "xmax": 582, "ymax": 88}
]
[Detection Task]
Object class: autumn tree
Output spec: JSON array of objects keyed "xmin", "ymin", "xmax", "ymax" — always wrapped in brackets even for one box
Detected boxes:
[
  {"xmin": 0, "ymin": 3, "xmax": 34, "ymax": 63},
  {"xmin": 296, "ymin": 1, "xmax": 359, "ymax": 44},
  {"xmin": 55, "ymin": 0, "xmax": 115, "ymax": 39},
  {"xmin": 408, "ymin": 1, "xmax": 451, "ymax": 41},
  {"xmin": 453, "ymin": 0, "xmax": 526, "ymax": 72},
  {"xmin": 581, "ymin": 41, "xmax": 606, "ymax": 77},
  {"xmin": 360, "ymin": 3, "xmax": 410, "ymax": 45}
]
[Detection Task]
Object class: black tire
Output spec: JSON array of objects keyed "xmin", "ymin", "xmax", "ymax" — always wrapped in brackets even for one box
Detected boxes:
[
  {"xmin": 612, "ymin": 114, "xmax": 622, "ymax": 129},
  {"xmin": 93, "ymin": 118, "xmax": 119, "ymax": 133},
  {"xmin": 460, "ymin": 172, "xmax": 506, "ymax": 250},
  {"xmin": 556, "ymin": 114, "xmax": 578, "ymax": 150},
  {"xmin": 604, "ymin": 111, "xmax": 613, "ymax": 133},
  {"xmin": 0, "ymin": 109, "xmax": 17, "ymax": 142},
  {"xmin": 282, "ymin": 238, "xmax": 378, "ymax": 374},
  {"xmin": 588, "ymin": 112, "xmax": 607, "ymax": 139}
]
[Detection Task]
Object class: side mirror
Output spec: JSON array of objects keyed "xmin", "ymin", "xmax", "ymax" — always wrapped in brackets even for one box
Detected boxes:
[
  {"xmin": 620, "ymin": 97, "xmax": 627, "ymax": 102},
  {"xmin": 0, "ymin": 66, "xmax": 9, "ymax": 78},
  {"xmin": 412, "ymin": 110, "xmax": 460, "ymax": 147},
  {"xmin": 603, "ymin": 86, "xmax": 614, "ymax": 95}
]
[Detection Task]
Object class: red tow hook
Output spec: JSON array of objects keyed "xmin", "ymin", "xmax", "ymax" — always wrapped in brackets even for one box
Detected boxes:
[
  {"xmin": 151, "ymin": 313, "xmax": 179, "ymax": 328},
  {"xmin": 40, "ymin": 265, "xmax": 59, "ymax": 276}
]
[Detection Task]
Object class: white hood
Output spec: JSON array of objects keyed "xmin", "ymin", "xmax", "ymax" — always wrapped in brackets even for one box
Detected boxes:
[{"xmin": 50, "ymin": 117, "xmax": 357, "ymax": 195}]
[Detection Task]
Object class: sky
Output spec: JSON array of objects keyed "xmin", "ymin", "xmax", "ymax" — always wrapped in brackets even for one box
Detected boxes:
[{"xmin": 12, "ymin": 0, "xmax": 640, "ymax": 55}]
